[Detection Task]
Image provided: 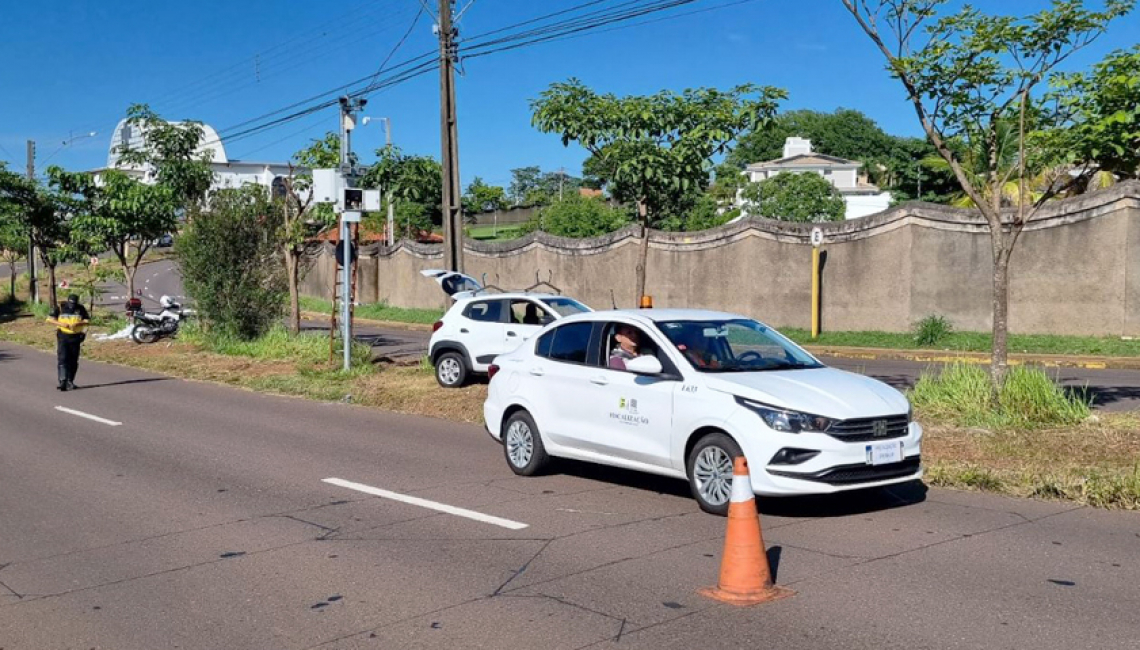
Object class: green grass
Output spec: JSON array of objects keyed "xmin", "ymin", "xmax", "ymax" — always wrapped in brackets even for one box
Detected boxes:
[
  {"xmin": 299, "ymin": 295, "xmax": 443, "ymax": 325},
  {"xmin": 926, "ymin": 463, "xmax": 1140, "ymax": 509},
  {"xmin": 465, "ymin": 224, "xmax": 527, "ymax": 241},
  {"xmin": 782, "ymin": 327, "xmax": 1140, "ymax": 357},
  {"xmin": 910, "ymin": 362, "xmax": 1091, "ymax": 430},
  {"xmin": 181, "ymin": 322, "xmax": 372, "ymax": 367}
]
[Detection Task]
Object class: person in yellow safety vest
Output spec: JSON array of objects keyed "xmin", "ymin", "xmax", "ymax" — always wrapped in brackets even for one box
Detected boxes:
[{"xmin": 46, "ymin": 294, "xmax": 90, "ymax": 391}]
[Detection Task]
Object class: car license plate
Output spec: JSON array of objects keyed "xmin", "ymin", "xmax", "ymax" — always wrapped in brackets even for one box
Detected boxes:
[{"xmin": 866, "ymin": 441, "xmax": 903, "ymax": 466}]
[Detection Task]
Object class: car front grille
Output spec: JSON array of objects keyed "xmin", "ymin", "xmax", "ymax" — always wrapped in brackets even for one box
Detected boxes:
[
  {"xmin": 770, "ymin": 456, "xmax": 922, "ymax": 486},
  {"xmin": 826, "ymin": 414, "xmax": 910, "ymax": 443}
]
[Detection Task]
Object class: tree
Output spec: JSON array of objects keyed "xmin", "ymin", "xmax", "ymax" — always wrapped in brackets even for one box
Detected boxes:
[
  {"xmin": 361, "ymin": 145, "xmax": 443, "ymax": 227},
  {"xmin": 114, "ymin": 104, "xmax": 215, "ymax": 217},
  {"xmin": 508, "ymin": 166, "xmax": 544, "ymax": 206},
  {"xmin": 50, "ymin": 167, "xmax": 177, "ymax": 298},
  {"xmin": 529, "ymin": 194, "xmax": 632, "ymax": 238},
  {"xmin": 279, "ymin": 132, "xmax": 340, "ymax": 334},
  {"xmin": 654, "ymin": 192, "xmax": 741, "ymax": 232},
  {"xmin": 463, "ymin": 177, "xmax": 508, "ymax": 214},
  {"xmin": 0, "ymin": 165, "xmax": 71, "ymax": 308},
  {"xmin": 0, "ymin": 201, "xmax": 26, "ymax": 300},
  {"xmin": 1045, "ymin": 45, "xmax": 1140, "ymax": 180},
  {"xmin": 177, "ymin": 186, "xmax": 286, "ymax": 339},
  {"xmin": 741, "ymin": 172, "xmax": 846, "ymax": 222},
  {"xmin": 532, "ymin": 79, "xmax": 785, "ymax": 298},
  {"xmin": 842, "ymin": 0, "xmax": 1132, "ymax": 387}
]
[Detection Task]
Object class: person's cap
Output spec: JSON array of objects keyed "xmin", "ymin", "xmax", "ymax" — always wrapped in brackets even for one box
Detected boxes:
[{"xmin": 67, "ymin": 294, "xmax": 80, "ymax": 303}]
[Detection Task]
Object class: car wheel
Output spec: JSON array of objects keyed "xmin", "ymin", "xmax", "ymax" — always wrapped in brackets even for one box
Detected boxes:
[
  {"xmin": 686, "ymin": 432, "xmax": 744, "ymax": 516},
  {"xmin": 503, "ymin": 410, "xmax": 550, "ymax": 476},
  {"xmin": 435, "ymin": 351, "xmax": 468, "ymax": 388}
]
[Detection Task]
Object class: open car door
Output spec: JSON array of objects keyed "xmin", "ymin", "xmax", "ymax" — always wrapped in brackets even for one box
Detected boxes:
[{"xmin": 419, "ymin": 269, "xmax": 484, "ymax": 301}]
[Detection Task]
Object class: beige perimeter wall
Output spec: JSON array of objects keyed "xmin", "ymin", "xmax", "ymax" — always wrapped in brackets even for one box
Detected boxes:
[{"xmin": 301, "ymin": 181, "xmax": 1140, "ymax": 336}]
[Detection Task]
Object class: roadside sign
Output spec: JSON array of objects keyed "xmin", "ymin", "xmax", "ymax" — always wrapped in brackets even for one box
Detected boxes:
[{"xmin": 810, "ymin": 227, "xmax": 824, "ymax": 248}]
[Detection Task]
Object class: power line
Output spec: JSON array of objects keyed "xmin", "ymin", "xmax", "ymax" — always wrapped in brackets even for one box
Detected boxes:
[{"xmin": 364, "ymin": 4, "xmax": 425, "ymax": 90}]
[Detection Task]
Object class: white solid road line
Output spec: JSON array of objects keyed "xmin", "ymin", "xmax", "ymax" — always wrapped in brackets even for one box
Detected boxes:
[
  {"xmin": 322, "ymin": 478, "xmax": 529, "ymax": 530},
  {"xmin": 54, "ymin": 406, "xmax": 122, "ymax": 427}
]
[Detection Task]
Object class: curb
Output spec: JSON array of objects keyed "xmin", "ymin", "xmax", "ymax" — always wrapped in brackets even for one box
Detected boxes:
[{"xmin": 804, "ymin": 345, "xmax": 1140, "ymax": 371}]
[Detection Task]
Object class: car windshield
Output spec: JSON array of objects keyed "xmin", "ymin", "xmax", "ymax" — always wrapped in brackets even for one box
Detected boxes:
[
  {"xmin": 657, "ymin": 319, "xmax": 822, "ymax": 373},
  {"xmin": 540, "ymin": 297, "xmax": 590, "ymax": 317}
]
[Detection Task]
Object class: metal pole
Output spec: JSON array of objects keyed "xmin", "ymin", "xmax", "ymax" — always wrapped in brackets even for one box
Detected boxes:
[
  {"xmin": 26, "ymin": 140, "xmax": 38, "ymax": 304},
  {"xmin": 811, "ymin": 246, "xmax": 821, "ymax": 339},
  {"xmin": 339, "ymin": 98, "xmax": 352, "ymax": 372}
]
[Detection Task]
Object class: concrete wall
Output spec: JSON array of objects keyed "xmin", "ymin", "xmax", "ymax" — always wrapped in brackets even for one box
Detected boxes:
[{"xmin": 300, "ymin": 182, "xmax": 1140, "ymax": 336}]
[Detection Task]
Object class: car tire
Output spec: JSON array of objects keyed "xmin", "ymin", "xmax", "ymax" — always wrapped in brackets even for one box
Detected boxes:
[
  {"xmin": 502, "ymin": 410, "xmax": 550, "ymax": 476},
  {"xmin": 686, "ymin": 432, "xmax": 745, "ymax": 516},
  {"xmin": 435, "ymin": 351, "xmax": 468, "ymax": 388}
]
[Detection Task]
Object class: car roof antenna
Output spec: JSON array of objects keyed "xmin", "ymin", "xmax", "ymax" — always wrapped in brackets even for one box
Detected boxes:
[{"xmin": 610, "ymin": 289, "xmax": 617, "ymax": 310}]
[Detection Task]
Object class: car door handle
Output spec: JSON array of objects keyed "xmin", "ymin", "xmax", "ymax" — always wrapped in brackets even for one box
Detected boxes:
[
  {"xmin": 529, "ymin": 368, "xmax": 545, "ymax": 377},
  {"xmin": 590, "ymin": 376, "xmax": 608, "ymax": 386},
  {"xmin": 506, "ymin": 330, "xmax": 517, "ymax": 337},
  {"xmin": 460, "ymin": 328, "xmax": 469, "ymax": 334}
]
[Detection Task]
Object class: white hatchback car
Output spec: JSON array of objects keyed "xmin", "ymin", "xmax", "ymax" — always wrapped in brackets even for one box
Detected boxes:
[
  {"xmin": 483, "ymin": 309, "xmax": 922, "ymax": 514},
  {"xmin": 429, "ymin": 292, "xmax": 592, "ymax": 387}
]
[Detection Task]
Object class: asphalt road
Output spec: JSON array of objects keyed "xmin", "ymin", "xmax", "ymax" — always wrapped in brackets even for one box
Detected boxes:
[
  {"xmin": 97, "ymin": 259, "xmax": 1140, "ymax": 411},
  {"xmin": 2, "ymin": 340, "xmax": 1139, "ymax": 650}
]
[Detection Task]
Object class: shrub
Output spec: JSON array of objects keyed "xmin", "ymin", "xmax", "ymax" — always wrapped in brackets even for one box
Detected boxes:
[
  {"xmin": 529, "ymin": 195, "xmax": 631, "ymax": 238},
  {"xmin": 914, "ymin": 314, "xmax": 953, "ymax": 346},
  {"xmin": 910, "ymin": 362, "xmax": 1091, "ymax": 429},
  {"xmin": 741, "ymin": 172, "xmax": 845, "ymax": 222},
  {"xmin": 177, "ymin": 186, "xmax": 286, "ymax": 340}
]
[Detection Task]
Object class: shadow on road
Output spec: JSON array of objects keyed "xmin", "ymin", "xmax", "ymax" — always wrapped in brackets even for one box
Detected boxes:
[
  {"xmin": 551, "ymin": 459, "xmax": 927, "ymax": 517},
  {"xmin": 1065, "ymin": 384, "xmax": 1140, "ymax": 409},
  {"xmin": 75, "ymin": 377, "xmax": 171, "ymax": 391}
]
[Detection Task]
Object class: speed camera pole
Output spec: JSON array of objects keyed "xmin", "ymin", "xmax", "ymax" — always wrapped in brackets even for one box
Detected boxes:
[{"xmin": 338, "ymin": 96, "xmax": 366, "ymax": 372}]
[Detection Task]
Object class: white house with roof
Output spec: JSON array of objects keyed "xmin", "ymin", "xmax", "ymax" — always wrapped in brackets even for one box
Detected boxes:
[
  {"xmin": 738, "ymin": 137, "xmax": 892, "ymax": 220},
  {"xmin": 96, "ymin": 118, "xmax": 300, "ymax": 200}
]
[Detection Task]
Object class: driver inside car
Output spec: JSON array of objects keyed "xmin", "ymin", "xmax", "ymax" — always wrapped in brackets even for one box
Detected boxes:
[{"xmin": 675, "ymin": 328, "xmax": 720, "ymax": 369}]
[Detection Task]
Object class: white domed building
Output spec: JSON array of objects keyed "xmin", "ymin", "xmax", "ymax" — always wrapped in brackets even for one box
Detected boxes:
[{"xmin": 98, "ymin": 118, "xmax": 298, "ymax": 200}]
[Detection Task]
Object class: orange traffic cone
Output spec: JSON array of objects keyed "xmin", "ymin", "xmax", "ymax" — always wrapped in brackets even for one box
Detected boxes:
[{"xmin": 699, "ymin": 456, "xmax": 794, "ymax": 606}]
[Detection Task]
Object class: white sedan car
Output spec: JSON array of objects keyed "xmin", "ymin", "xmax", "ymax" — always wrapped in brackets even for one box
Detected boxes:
[{"xmin": 483, "ymin": 309, "xmax": 922, "ymax": 514}]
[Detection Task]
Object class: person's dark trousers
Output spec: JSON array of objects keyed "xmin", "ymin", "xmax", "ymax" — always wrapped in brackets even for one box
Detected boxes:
[{"xmin": 56, "ymin": 333, "xmax": 82, "ymax": 390}]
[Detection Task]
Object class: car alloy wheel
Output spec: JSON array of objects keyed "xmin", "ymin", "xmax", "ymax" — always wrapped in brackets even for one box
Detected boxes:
[
  {"xmin": 686, "ymin": 432, "xmax": 744, "ymax": 515},
  {"xmin": 693, "ymin": 446, "xmax": 734, "ymax": 507},
  {"xmin": 435, "ymin": 351, "xmax": 467, "ymax": 388},
  {"xmin": 505, "ymin": 420, "xmax": 534, "ymax": 469},
  {"xmin": 502, "ymin": 410, "xmax": 550, "ymax": 476}
]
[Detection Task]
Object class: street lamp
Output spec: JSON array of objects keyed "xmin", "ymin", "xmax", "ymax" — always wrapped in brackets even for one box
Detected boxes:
[{"xmin": 40, "ymin": 131, "xmax": 98, "ymax": 166}]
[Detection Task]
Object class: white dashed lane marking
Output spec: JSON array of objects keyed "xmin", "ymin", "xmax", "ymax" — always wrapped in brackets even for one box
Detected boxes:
[
  {"xmin": 54, "ymin": 406, "xmax": 122, "ymax": 427},
  {"xmin": 322, "ymin": 478, "xmax": 529, "ymax": 530}
]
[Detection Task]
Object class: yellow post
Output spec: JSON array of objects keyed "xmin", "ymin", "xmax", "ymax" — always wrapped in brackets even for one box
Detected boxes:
[{"xmin": 811, "ymin": 246, "xmax": 820, "ymax": 339}]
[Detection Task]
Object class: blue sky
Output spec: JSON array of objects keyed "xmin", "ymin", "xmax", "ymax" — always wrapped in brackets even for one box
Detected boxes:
[{"xmin": 1, "ymin": 0, "xmax": 1137, "ymax": 188}]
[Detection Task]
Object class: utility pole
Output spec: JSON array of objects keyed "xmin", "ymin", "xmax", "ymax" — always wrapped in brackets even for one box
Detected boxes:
[
  {"xmin": 437, "ymin": 0, "xmax": 464, "ymax": 272},
  {"xmin": 559, "ymin": 166, "xmax": 564, "ymax": 201},
  {"xmin": 26, "ymin": 140, "xmax": 38, "ymax": 304},
  {"xmin": 383, "ymin": 117, "xmax": 395, "ymax": 247},
  {"xmin": 337, "ymin": 95, "xmax": 366, "ymax": 372}
]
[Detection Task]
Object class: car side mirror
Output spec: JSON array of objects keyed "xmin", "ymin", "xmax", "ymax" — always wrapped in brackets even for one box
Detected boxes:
[{"xmin": 625, "ymin": 355, "xmax": 664, "ymax": 376}]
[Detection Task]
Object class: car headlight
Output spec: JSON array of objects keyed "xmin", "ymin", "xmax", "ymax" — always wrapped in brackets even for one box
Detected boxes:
[{"xmin": 735, "ymin": 397, "xmax": 834, "ymax": 433}]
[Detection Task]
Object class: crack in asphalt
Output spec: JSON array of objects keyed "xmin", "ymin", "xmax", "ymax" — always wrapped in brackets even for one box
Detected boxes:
[
  {"xmin": 492, "ymin": 539, "xmax": 554, "ymax": 596},
  {"xmin": 0, "ymin": 564, "xmax": 25, "ymax": 600}
]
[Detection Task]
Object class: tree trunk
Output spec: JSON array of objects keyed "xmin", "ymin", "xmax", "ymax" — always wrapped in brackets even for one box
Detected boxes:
[
  {"xmin": 635, "ymin": 200, "xmax": 649, "ymax": 303},
  {"xmin": 285, "ymin": 246, "xmax": 301, "ymax": 335},
  {"xmin": 7, "ymin": 262, "xmax": 14, "ymax": 300},
  {"xmin": 990, "ymin": 246, "xmax": 1012, "ymax": 389},
  {"xmin": 47, "ymin": 262, "xmax": 58, "ymax": 310},
  {"xmin": 125, "ymin": 265, "xmax": 136, "ymax": 299}
]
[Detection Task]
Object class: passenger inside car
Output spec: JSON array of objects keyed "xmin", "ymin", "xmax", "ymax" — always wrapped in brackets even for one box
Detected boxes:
[{"xmin": 607, "ymin": 324, "xmax": 660, "ymax": 370}]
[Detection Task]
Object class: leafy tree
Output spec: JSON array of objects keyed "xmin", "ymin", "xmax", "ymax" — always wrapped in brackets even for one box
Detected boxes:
[
  {"xmin": 361, "ymin": 145, "xmax": 443, "ymax": 226},
  {"xmin": 279, "ymin": 132, "xmax": 340, "ymax": 334},
  {"xmin": 527, "ymin": 194, "xmax": 632, "ymax": 238},
  {"xmin": 0, "ymin": 165, "xmax": 71, "ymax": 308},
  {"xmin": 539, "ymin": 170, "xmax": 581, "ymax": 202},
  {"xmin": 0, "ymin": 205, "xmax": 26, "ymax": 300},
  {"xmin": 741, "ymin": 172, "xmax": 846, "ymax": 222},
  {"xmin": 114, "ymin": 104, "xmax": 214, "ymax": 217},
  {"xmin": 654, "ymin": 193, "xmax": 740, "ymax": 232},
  {"xmin": 1045, "ymin": 45, "xmax": 1140, "ymax": 180},
  {"xmin": 508, "ymin": 166, "xmax": 543, "ymax": 205},
  {"xmin": 728, "ymin": 108, "xmax": 898, "ymax": 166},
  {"xmin": 463, "ymin": 177, "xmax": 508, "ymax": 214},
  {"xmin": 842, "ymin": 0, "xmax": 1132, "ymax": 387},
  {"xmin": 532, "ymin": 79, "xmax": 785, "ymax": 298},
  {"xmin": 50, "ymin": 167, "xmax": 177, "ymax": 298},
  {"xmin": 177, "ymin": 186, "xmax": 286, "ymax": 339}
]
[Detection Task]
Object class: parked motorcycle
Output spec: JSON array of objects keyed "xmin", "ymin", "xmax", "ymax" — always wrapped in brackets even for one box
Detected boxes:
[{"xmin": 128, "ymin": 295, "xmax": 188, "ymax": 344}]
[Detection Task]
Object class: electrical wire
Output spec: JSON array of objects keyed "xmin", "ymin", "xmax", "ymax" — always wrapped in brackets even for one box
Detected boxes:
[{"xmin": 364, "ymin": 4, "xmax": 425, "ymax": 90}]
